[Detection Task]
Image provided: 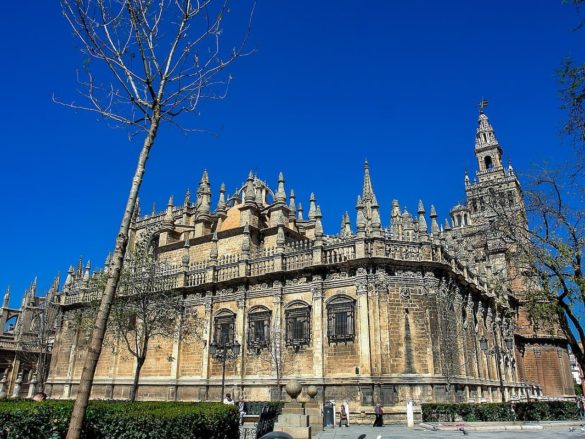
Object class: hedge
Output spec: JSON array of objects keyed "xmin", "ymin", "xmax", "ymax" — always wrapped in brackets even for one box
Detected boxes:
[
  {"xmin": 422, "ymin": 401, "xmax": 579, "ymax": 423},
  {"xmin": 0, "ymin": 400, "xmax": 239, "ymax": 439}
]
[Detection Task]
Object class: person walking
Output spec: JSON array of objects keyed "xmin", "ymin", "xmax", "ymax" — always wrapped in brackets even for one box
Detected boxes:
[
  {"xmin": 339, "ymin": 403, "xmax": 349, "ymax": 427},
  {"xmin": 238, "ymin": 396, "xmax": 248, "ymax": 425},
  {"xmin": 373, "ymin": 403, "xmax": 384, "ymax": 427}
]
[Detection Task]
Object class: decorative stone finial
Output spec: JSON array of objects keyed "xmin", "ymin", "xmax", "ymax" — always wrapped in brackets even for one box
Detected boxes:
[{"xmin": 285, "ymin": 379, "xmax": 302, "ymax": 400}]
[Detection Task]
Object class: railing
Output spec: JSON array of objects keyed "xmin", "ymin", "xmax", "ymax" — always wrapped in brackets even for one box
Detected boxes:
[
  {"xmin": 217, "ymin": 263, "xmax": 240, "ymax": 282},
  {"xmin": 187, "ymin": 269, "xmax": 207, "ymax": 287},
  {"xmin": 323, "ymin": 244, "xmax": 355, "ymax": 264},
  {"xmin": 250, "ymin": 258, "xmax": 274, "ymax": 276},
  {"xmin": 63, "ymin": 235, "xmax": 490, "ymax": 304},
  {"xmin": 283, "ymin": 250, "xmax": 312, "ymax": 271}
]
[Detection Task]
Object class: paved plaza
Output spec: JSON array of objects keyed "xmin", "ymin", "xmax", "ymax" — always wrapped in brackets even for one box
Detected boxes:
[{"xmin": 315, "ymin": 425, "xmax": 585, "ymax": 439}]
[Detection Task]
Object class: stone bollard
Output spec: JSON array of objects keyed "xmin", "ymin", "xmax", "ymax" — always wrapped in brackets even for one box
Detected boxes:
[
  {"xmin": 273, "ymin": 379, "xmax": 311, "ymax": 439},
  {"xmin": 0, "ymin": 370, "xmax": 8, "ymax": 400},
  {"xmin": 11, "ymin": 372, "xmax": 23, "ymax": 399},
  {"xmin": 304, "ymin": 385, "xmax": 323, "ymax": 437},
  {"xmin": 27, "ymin": 373, "xmax": 38, "ymax": 398}
]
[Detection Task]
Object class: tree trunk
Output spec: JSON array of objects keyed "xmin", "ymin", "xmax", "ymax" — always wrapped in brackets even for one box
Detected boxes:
[
  {"xmin": 129, "ymin": 356, "xmax": 146, "ymax": 402},
  {"xmin": 66, "ymin": 110, "xmax": 161, "ymax": 439}
]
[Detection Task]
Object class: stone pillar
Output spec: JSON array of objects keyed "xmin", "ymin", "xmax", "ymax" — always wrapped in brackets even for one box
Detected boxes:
[
  {"xmin": 64, "ymin": 322, "xmax": 80, "ymax": 398},
  {"xmin": 169, "ymin": 313, "xmax": 182, "ymax": 401},
  {"xmin": 236, "ymin": 290, "xmax": 246, "ymax": 393},
  {"xmin": 272, "ymin": 285, "xmax": 284, "ymax": 400},
  {"xmin": 201, "ymin": 298, "xmax": 213, "ymax": 385},
  {"xmin": 355, "ymin": 268, "xmax": 371, "ymax": 375},
  {"xmin": 311, "ymin": 276, "xmax": 324, "ymax": 379}
]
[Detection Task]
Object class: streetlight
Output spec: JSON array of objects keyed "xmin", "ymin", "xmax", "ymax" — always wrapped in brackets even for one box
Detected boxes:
[
  {"xmin": 480, "ymin": 335, "xmax": 513, "ymax": 403},
  {"xmin": 209, "ymin": 340, "xmax": 241, "ymax": 402}
]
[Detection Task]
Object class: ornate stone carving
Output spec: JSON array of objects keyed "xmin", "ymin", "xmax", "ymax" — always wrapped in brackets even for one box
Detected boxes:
[
  {"xmin": 400, "ymin": 287, "xmax": 411, "ymax": 300},
  {"xmin": 311, "ymin": 282, "xmax": 323, "ymax": 300}
]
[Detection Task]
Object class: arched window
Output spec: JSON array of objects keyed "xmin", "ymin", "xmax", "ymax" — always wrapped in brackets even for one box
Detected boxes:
[
  {"xmin": 326, "ymin": 295, "xmax": 355, "ymax": 343},
  {"xmin": 285, "ymin": 301, "xmax": 311, "ymax": 349},
  {"xmin": 213, "ymin": 309, "xmax": 236, "ymax": 345},
  {"xmin": 484, "ymin": 156, "xmax": 493, "ymax": 170},
  {"xmin": 247, "ymin": 306, "xmax": 271, "ymax": 351}
]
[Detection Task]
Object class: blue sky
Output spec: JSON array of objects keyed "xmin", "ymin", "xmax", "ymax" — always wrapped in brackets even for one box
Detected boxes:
[{"xmin": 0, "ymin": 1, "xmax": 582, "ymax": 306}]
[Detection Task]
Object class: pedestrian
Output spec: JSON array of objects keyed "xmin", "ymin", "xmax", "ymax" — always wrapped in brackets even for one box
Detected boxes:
[
  {"xmin": 223, "ymin": 392, "xmax": 234, "ymax": 405},
  {"xmin": 579, "ymin": 397, "xmax": 585, "ymax": 418},
  {"xmin": 343, "ymin": 400, "xmax": 350, "ymax": 427},
  {"xmin": 238, "ymin": 396, "xmax": 248, "ymax": 425},
  {"xmin": 373, "ymin": 403, "xmax": 384, "ymax": 427},
  {"xmin": 339, "ymin": 403, "xmax": 349, "ymax": 427}
]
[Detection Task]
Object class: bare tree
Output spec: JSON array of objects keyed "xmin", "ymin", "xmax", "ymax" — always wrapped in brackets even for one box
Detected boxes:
[
  {"xmin": 106, "ymin": 253, "xmax": 200, "ymax": 402},
  {"xmin": 58, "ymin": 1, "xmax": 254, "ymax": 436},
  {"xmin": 486, "ymin": 163, "xmax": 585, "ymax": 375},
  {"xmin": 14, "ymin": 292, "xmax": 60, "ymax": 395}
]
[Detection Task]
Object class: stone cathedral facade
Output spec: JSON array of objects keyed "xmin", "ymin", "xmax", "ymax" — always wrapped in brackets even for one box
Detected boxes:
[{"xmin": 45, "ymin": 109, "xmax": 574, "ymax": 414}]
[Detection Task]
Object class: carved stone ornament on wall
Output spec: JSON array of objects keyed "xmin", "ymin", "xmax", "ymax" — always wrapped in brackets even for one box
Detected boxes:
[
  {"xmin": 327, "ymin": 271, "xmax": 349, "ymax": 280},
  {"xmin": 356, "ymin": 267, "xmax": 367, "ymax": 276},
  {"xmin": 400, "ymin": 287, "xmax": 411, "ymax": 300},
  {"xmin": 217, "ymin": 287, "xmax": 234, "ymax": 296},
  {"xmin": 311, "ymin": 283, "xmax": 323, "ymax": 300},
  {"xmin": 355, "ymin": 277, "xmax": 368, "ymax": 295},
  {"xmin": 204, "ymin": 298, "xmax": 213, "ymax": 314}
]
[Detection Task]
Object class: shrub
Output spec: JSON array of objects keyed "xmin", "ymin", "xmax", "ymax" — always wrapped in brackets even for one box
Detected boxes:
[
  {"xmin": 422, "ymin": 401, "xmax": 579, "ymax": 423},
  {"xmin": 0, "ymin": 400, "xmax": 239, "ymax": 439}
]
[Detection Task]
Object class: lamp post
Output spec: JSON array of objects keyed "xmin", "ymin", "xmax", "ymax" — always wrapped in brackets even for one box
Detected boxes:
[
  {"xmin": 209, "ymin": 340, "xmax": 241, "ymax": 402},
  {"xmin": 480, "ymin": 335, "xmax": 513, "ymax": 403}
]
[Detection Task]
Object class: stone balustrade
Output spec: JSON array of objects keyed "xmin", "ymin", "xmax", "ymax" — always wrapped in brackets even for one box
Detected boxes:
[{"xmin": 62, "ymin": 236, "xmax": 489, "ymax": 305}]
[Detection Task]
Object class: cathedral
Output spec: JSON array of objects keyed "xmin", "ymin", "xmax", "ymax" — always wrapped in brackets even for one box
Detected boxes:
[{"xmin": 34, "ymin": 108, "xmax": 575, "ymax": 416}]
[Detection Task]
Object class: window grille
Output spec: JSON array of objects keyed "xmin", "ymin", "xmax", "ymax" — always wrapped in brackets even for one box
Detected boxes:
[
  {"xmin": 248, "ymin": 308, "xmax": 271, "ymax": 350},
  {"xmin": 285, "ymin": 302, "xmax": 311, "ymax": 349},
  {"xmin": 327, "ymin": 296, "xmax": 355, "ymax": 343},
  {"xmin": 214, "ymin": 310, "xmax": 235, "ymax": 345}
]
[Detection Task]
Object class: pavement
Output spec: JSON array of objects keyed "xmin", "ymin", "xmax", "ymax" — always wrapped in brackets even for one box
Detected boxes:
[{"xmin": 314, "ymin": 424, "xmax": 585, "ymax": 438}]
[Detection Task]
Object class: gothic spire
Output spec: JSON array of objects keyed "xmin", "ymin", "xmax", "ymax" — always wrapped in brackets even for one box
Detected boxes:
[
  {"xmin": 340, "ymin": 211, "xmax": 352, "ymax": 237},
  {"xmin": 308, "ymin": 193, "xmax": 317, "ymax": 220},
  {"xmin": 3, "ymin": 287, "xmax": 10, "ymax": 308},
  {"xmin": 315, "ymin": 206, "xmax": 323, "ymax": 238},
  {"xmin": 297, "ymin": 202, "xmax": 304, "ymax": 221},
  {"xmin": 83, "ymin": 261, "xmax": 91, "ymax": 283},
  {"xmin": 356, "ymin": 195, "xmax": 366, "ymax": 232},
  {"xmin": 64, "ymin": 265, "xmax": 74, "ymax": 290},
  {"xmin": 276, "ymin": 172, "xmax": 286, "ymax": 203},
  {"xmin": 164, "ymin": 195, "xmax": 174, "ymax": 224},
  {"xmin": 430, "ymin": 205, "xmax": 440, "ymax": 236},
  {"xmin": 217, "ymin": 183, "xmax": 227, "ymax": 213},
  {"xmin": 417, "ymin": 200, "xmax": 428, "ymax": 235},
  {"xmin": 244, "ymin": 171, "xmax": 256, "ymax": 204},
  {"xmin": 288, "ymin": 189, "xmax": 296, "ymax": 220},
  {"xmin": 371, "ymin": 194, "xmax": 382, "ymax": 234},
  {"xmin": 362, "ymin": 159, "xmax": 374, "ymax": 201},
  {"xmin": 183, "ymin": 188, "xmax": 191, "ymax": 207},
  {"xmin": 76, "ymin": 257, "xmax": 83, "ymax": 278}
]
